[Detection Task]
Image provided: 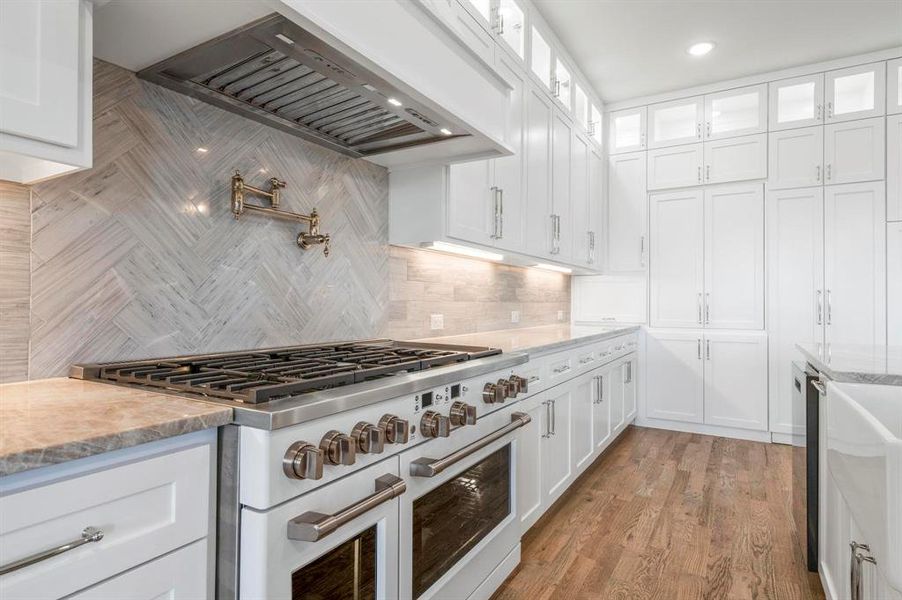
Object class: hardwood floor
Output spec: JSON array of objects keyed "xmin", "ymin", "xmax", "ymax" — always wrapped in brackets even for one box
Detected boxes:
[{"xmin": 492, "ymin": 426, "xmax": 825, "ymax": 600}]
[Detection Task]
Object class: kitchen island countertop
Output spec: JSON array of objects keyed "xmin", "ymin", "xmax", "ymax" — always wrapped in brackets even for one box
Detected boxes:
[
  {"xmin": 796, "ymin": 343, "xmax": 902, "ymax": 386},
  {"xmin": 416, "ymin": 323, "xmax": 640, "ymax": 356}
]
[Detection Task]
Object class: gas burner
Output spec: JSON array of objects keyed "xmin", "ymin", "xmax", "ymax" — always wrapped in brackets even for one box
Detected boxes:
[{"xmin": 73, "ymin": 340, "xmax": 501, "ymax": 404}]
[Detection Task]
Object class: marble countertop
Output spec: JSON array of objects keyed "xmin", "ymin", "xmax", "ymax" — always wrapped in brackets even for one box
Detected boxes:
[
  {"xmin": 796, "ymin": 343, "xmax": 902, "ymax": 386},
  {"xmin": 417, "ymin": 323, "xmax": 640, "ymax": 356},
  {"xmin": 0, "ymin": 378, "xmax": 232, "ymax": 476}
]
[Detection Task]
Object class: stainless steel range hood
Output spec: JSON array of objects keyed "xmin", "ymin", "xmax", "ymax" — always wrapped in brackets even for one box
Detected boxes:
[{"xmin": 137, "ymin": 13, "xmax": 466, "ymax": 158}]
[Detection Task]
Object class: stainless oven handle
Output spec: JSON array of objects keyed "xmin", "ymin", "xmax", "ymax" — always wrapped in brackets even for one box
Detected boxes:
[
  {"xmin": 0, "ymin": 527, "xmax": 104, "ymax": 576},
  {"xmin": 287, "ymin": 474, "xmax": 406, "ymax": 542},
  {"xmin": 409, "ymin": 412, "xmax": 532, "ymax": 477}
]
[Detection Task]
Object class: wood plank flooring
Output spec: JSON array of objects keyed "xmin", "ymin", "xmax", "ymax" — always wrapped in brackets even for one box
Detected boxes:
[{"xmin": 492, "ymin": 426, "xmax": 825, "ymax": 600}]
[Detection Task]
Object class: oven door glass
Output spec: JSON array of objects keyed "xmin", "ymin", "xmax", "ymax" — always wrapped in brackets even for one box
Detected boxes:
[
  {"xmin": 291, "ymin": 525, "xmax": 377, "ymax": 600},
  {"xmin": 411, "ymin": 444, "xmax": 511, "ymax": 598}
]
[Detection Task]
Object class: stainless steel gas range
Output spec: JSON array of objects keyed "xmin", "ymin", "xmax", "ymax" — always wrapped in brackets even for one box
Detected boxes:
[{"xmin": 72, "ymin": 340, "xmax": 532, "ymax": 600}]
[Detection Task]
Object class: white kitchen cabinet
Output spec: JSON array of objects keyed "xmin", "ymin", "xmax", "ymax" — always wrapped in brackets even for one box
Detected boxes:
[
  {"xmin": 704, "ymin": 84, "xmax": 767, "ymax": 140},
  {"xmin": 0, "ymin": 0, "xmax": 92, "ymax": 184},
  {"xmin": 702, "ymin": 332, "xmax": 768, "ymax": 431},
  {"xmin": 541, "ymin": 383, "xmax": 572, "ymax": 507},
  {"xmin": 572, "ymin": 275, "xmax": 647, "ymax": 324},
  {"xmin": 529, "ymin": 24, "xmax": 552, "ymax": 90},
  {"xmin": 648, "ymin": 96, "xmax": 704, "ymax": 148},
  {"xmin": 649, "ymin": 188, "xmax": 704, "ymax": 328},
  {"xmin": 768, "ymin": 126, "xmax": 824, "ymax": 190},
  {"xmin": 609, "ymin": 359, "xmax": 625, "ymax": 433},
  {"xmin": 647, "ymin": 143, "xmax": 704, "ymax": 190},
  {"xmin": 492, "ymin": 53, "xmax": 527, "ymax": 253},
  {"xmin": 824, "ymin": 181, "xmax": 886, "ymax": 347},
  {"xmin": 824, "ymin": 116, "xmax": 885, "ymax": 185},
  {"xmin": 518, "ymin": 392, "xmax": 547, "ymax": 533},
  {"xmin": 703, "ymin": 133, "xmax": 767, "ymax": 184},
  {"xmin": 645, "ymin": 330, "xmax": 705, "ymax": 423},
  {"xmin": 592, "ymin": 367, "xmax": 612, "ymax": 451},
  {"xmin": 448, "ymin": 160, "xmax": 494, "ymax": 244},
  {"xmin": 887, "ymin": 113, "xmax": 902, "ymax": 221},
  {"xmin": 588, "ymin": 146, "xmax": 603, "ymax": 267},
  {"xmin": 888, "ymin": 223, "xmax": 902, "ymax": 346},
  {"xmin": 525, "ymin": 87, "xmax": 553, "ymax": 257},
  {"xmin": 766, "ymin": 186, "xmax": 824, "ymax": 436},
  {"xmin": 571, "ymin": 370, "xmax": 595, "ymax": 473},
  {"xmin": 570, "ymin": 131, "xmax": 592, "ymax": 267},
  {"xmin": 574, "ymin": 84, "xmax": 590, "ymax": 133},
  {"xmin": 590, "ymin": 103, "xmax": 603, "ymax": 146},
  {"xmin": 622, "ymin": 357, "xmax": 637, "ymax": 422},
  {"xmin": 551, "ymin": 110, "xmax": 573, "ymax": 259},
  {"xmin": 553, "ymin": 58, "xmax": 573, "ymax": 112},
  {"xmin": 453, "ymin": 0, "xmax": 496, "ymax": 66},
  {"xmin": 703, "ymin": 184, "xmax": 765, "ymax": 330},
  {"xmin": 889, "ymin": 57, "xmax": 902, "ymax": 115},
  {"xmin": 825, "ymin": 62, "xmax": 886, "ymax": 123},
  {"xmin": 607, "ymin": 151, "xmax": 647, "ymax": 272},
  {"xmin": 496, "ymin": 0, "xmax": 526, "ymax": 61},
  {"xmin": 769, "ymin": 73, "xmax": 825, "ymax": 130},
  {"xmin": 608, "ymin": 106, "xmax": 647, "ymax": 154}
]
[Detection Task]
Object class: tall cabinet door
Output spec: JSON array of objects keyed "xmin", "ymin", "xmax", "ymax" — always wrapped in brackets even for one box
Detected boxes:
[
  {"xmin": 824, "ymin": 116, "xmax": 885, "ymax": 185},
  {"xmin": 887, "ymin": 113, "xmax": 902, "ymax": 221},
  {"xmin": 525, "ymin": 88, "xmax": 553, "ymax": 256},
  {"xmin": 493, "ymin": 54, "xmax": 527, "ymax": 253},
  {"xmin": 607, "ymin": 150, "xmax": 647, "ymax": 272},
  {"xmin": 703, "ymin": 184, "xmax": 765, "ymax": 330},
  {"xmin": 649, "ymin": 188, "xmax": 704, "ymax": 328},
  {"xmin": 645, "ymin": 330, "xmax": 705, "ymax": 424},
  {"xmin": 888, "ymin": 222, "xmax": 902, "ymax": 346},
  {"xmin": 609, "ymin": 360, "xmax": 625, "ymax": 433},
  {"xmin": 623, "ymin": 357, "xmax": 637, "ymax": 421},
  {"xmin": 768, "ymin": 126, "xmax": 824, "ymax": 190},
  {"xmin": 570, "ymin": 131, "xmax": 591, "ymax": 266},
  {"xmin": 824, "ymin": 182, "xmax": 886, "ymax": 347},
  {"xmin": 588, "ymin": 147, "xmax": 603, "ymax": 268},
  {"xmin": 703, "ymin": 332, "xmax": 768, "ymax": 431},
  {"xmin": 766, "ymin": 186, "xmax": 824, "ymax": 436},
  {"xmin": 551, "ymin": 111, "xmax": 573, "ymax": 260},
  {"xmin": 518, "ymin": 393, "xmax": 548, "ymax": 534}
]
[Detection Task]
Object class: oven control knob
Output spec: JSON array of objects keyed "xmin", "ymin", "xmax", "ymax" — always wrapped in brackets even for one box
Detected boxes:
[
  {"xmin": 497, "ymin": 378, "xmax": 512, "ymax": 399},
  {"xmin": 510, "ymin": 375, "xmax": 528, "ymax": 395},
  {"xmin": 320, "ymin": 430, "xmax": 356, "ymax": 466},
  {"xmin": 352, "ymin": 421, "xmax": 385, "ymax": 454},
  {"xmin": 482, "ymin": 382, "xmax": 505, "ymax": 403},
  {"xmin": 449, "ymin": 401, "xmax": 477, "ymax": 426},
  {"xmin": 379, "ymin": 414, "xmax": 410, "ymax": 444},
  {"xmin": 420, "ymin": 411, "xmax": 451, "ymax": 438},
  {"xmin": 282, "ymin": 441, "xmax": 324, "ymax": 480},
  {"xmin": 507, "ymin": 376, "xmax": 521, "ymax": 396}
]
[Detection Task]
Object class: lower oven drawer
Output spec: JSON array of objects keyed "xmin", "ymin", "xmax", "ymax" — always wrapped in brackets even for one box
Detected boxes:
[
  {"xmin": 0, "ymin": 444, "xmax": 211, "ymax": 600},
  {"xmin": 240, "ymin": 457, "xmax": 402, "ymax": 600}
]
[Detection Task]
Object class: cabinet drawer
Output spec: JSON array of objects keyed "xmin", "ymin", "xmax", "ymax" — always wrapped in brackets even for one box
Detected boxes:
[
  {"xmin": 547, "ymin": 355, "xmax": 574, "ymax": 383},
  {"xmin": 516, "ymin": 359, "xmax": 546, "ymax": 397},
  {"xmin": 574, "ymin": 348, "xmax": 598, "ymax": 371},
  {"xmin": 68, "ymin": 539, "xmax": 208, "ymax": 600},
  {"xmin": 0, "ymin": 444, "xmax": 211, "ymax": 600}
]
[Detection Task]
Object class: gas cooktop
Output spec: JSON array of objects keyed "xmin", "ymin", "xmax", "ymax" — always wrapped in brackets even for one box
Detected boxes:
[{"xmin": 71, "ymin": 340, "xmax": 501, "ymax": 405}]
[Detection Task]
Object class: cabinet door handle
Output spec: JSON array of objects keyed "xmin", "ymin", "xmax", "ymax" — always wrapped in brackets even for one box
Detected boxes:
[
  {"xmin": 706, "ymin": 339, "xmax": 711, "ymax": 360},
  {"xmin": 826, "ymin": 101, "xmax": 833, "ymax": 119},
  {"xmin": 816, "ymin": 165, "xmax": 821, "ymax": 182},
  {"xmin": 705, "ymin": 292, "xmax": 710, "ymax": 324},
  {"xmin": 497, "ymin": 12, "xmax": 504, "ymax": 35},
  {"xmin": 550, "ymin": 399, "xmax": 556, "ymax": 435},
  {"xmin": 696, "ymin": 123, "xmax": 702, "ymax": 139},
  {"xmin": 598, "ymin": 375, "xmax": 604, "ymax": 403},
  {"xmin": 640, "ymin": 132, "xmax": 646, "ymax": 147},
  {"xmin": 490, "ymin": 186, "xmax": 499, "ymax": 239},
  {"xmin": 542, "ymin": 400, "xmax": 551, "ymax": 438},
  {"xmin": 0, "ymin": 527, "xmax": 104, "ymax": 576},
  {"xmin": 816, "ymin": 104, "xmax": 822, "ymax": 121},
  {"xmin": 706, "ymin": 121, "xmax": 711, "ymax": 137},
  {"xmin": 706, "ymin": 164, "xmax": 711, "ymax": 181},
  {"xmin": 640, "ymin": 235, "xmax": 646, "ymax": 267},
  {"xmin": 626, "ymin": 361, "xmax": 632, "ymax": 383},
  {"xmin": 816, "ymin": 289, "xmax": 823, "ymax": 325},
  {"xmin": 498, "ymin": 188, "xmax": 504, "ymax": 239},
  {"xmin": 697, "ymin": 292, "xmax": 703, "ymax": 324},
  {"xmin": 826, "ymin": 289, "xmax": 832, "ymax": 324},
  {"xmin": 850, "ymin": 542, "xmax": 877, "ymax": 600},
  {"xmin": 697, "ymin": 338, "xmax": 702, "ymax": 360},
  {"xmin": 826, "ymin": 164, "xmax": 831, "ymax": 181},
  {"xmin": 697, "ymin": 165, "xmax": 702, "ymax": 182}
]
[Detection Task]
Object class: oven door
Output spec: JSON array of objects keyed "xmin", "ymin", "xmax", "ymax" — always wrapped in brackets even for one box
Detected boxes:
[
  {"xmin": 399, "ymin": 406, "xmax": 530, "ymax": 600},
  {"xmin": 240, "ymin": 458, "xmax": 404, "ymax": 600}
]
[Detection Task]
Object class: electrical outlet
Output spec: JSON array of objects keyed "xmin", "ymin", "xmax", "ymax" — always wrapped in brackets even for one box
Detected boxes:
[
  {"xmin": 557, "ymin": 310, "xmax": 565, "ymax": 321},
  {"xmin": 430, "ymin": 314, "xmax": 444, "ymax": 330},
  {"xmin": 511, "ymin": 310, "xmax": 520, "ymax": 324}
]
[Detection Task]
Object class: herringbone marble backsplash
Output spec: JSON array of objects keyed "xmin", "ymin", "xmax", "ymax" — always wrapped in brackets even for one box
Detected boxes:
[{"xmin": 0, "ymin": 60, "xmax": 568, "ymax": 382}]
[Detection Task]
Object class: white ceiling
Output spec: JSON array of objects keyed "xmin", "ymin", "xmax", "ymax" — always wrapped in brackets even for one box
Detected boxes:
[{"xmin": 532, "ymin": 0, "xmax": 902, "ymax": 104}]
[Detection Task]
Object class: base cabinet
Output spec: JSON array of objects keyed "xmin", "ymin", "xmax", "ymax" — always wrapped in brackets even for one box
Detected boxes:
[
  {"xmin": 540, "ymin": 384, "xmax": 572, "ymax": 508},
  {"xmin": 645, "ymin": 331, "xmax": 705, "ymax": 423}
]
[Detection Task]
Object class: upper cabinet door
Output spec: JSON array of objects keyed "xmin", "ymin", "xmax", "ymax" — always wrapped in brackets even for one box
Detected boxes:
[
  {"xmin": 461, "ymin": 0, "xmax": 492, "ymax": 24},
  {"xmin": 647, "ymin": 143, "xmax": 704, "ymax": 190},
  {"xmin": 590, "ymin": 104, "xmax": 603, "ymax": 146},
  {"xmin": 551, "ymin": 111, "xmax": 573, "ymax": 259},
  {"xmin": 448, "ymin": 160, "xmax": 494, "ymax": 244},
  {"xmin": 888, "ymin": 57, "xmax": 902, "ymax": 116},
  {"xmin": 529, "ymin": 25, "xmax": 552, "ymax": 90},
  {"xmin": 607, "ymin": 151, "xmax": 647, "ymax": 273},
  {"xmin": 704, "ymin": 133, "xmax": 767, "ymax": 185},
  {"xmin": 570, "ymin": 130, "xmax": 591, "ymax": 266},
  {"xmin": 888, "ymin": 113, "xmax": 902, "ymax": 221},
  {"xmin": 496, "ymin": 0, "xmax": 526, "ymax": 61},
  {"xmin": 648, "ymin": 96, "xmax": 704, "ymax": 148},
  {"xmin": 769, "ymin": 73, "xmax": 825, "ymax": 131},
  {"xmin": 493, "ymin": 53, "xmax": 527, "ymax": 253},
  {"xmin": 704, "ymin": 84, "xmax": 767, "ymax": 140},
  {"xmin": 824, "ymin": 116, "xmax": 885, "ymax": 185},
  {"xmin": 768, "ymin": 126, "xmax": 824, "ymax": 190},
  {"xmin": 553, "ymin": 58, "xmax": 572, "ymax": 111},
  {"xmin": 608, "ymin": 107, "xmax": 647, "ymax": 154},
  {"xmin": 574, "ymin": 84, "xmax": 589, "ymax": 133},
  {"xmin": 525, "ymin": 87, "xmax": 553, "ymax": 257},
  {"xmin": 825, "ymin": 62, "xmax": 886, "ymax": 123},
  {"xmin": 0, "ymin": 0, "xmax": 81, "ymax": 147}
]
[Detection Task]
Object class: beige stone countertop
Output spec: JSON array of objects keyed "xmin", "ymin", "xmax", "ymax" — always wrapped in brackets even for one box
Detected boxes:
[
  {"xmin": 416, "ymin": 323, "xmax": 640, "ymax": 356},
  {"xmin": 0, "ymin": 378, "xmax": 232, "ymax": 476}
]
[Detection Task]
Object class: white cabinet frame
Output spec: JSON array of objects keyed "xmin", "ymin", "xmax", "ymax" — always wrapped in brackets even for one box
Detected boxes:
[
  {"xmin": 647, "ymin": 96, "xmax": 704, "ymax": 149},
  {"xmin": 704, "ymin": 84, "xmax": 768, "ymax": 140},
  {"xmin": 825, "ymin": 62, "xmax": 886, "ymax": 123},
  {"xmin": 768, "ymin": 126, "xmax": 824, "ymax": 190},
  {"xmin": 824, "ymin": 116, "xmax": 885, "ymax": 185},
  {"xmin": 769, "ymin": 73, "xmax": 825, "ymax": 131}
]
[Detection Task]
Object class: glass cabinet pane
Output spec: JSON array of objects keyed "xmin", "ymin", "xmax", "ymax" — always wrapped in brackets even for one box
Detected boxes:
[
  {"xmin": 590, "ymin": 104, "xmax": 602, "ymax": 144},
  {"xmin": 464, "ymin": 0, "xmax": 491, "ymax": 23},
  {"xmin": 777, "ymin": 81, "xmax": 816, "ymax": 123},
  {"xmin": 530, "ymin": 26, "xmax": 551, "ymax": 88},
  {"xmin": 574, "ymin": 84, "xmax": 588, "ymax": 129},
  {"xmin": 709, "ymin": 90, "xmax": 761, "ymax": 135},
  {"xmin": 826, "ymin": 62, "xmax": 885, "ymax": 122},
  {"xmin": 497, "ymin": 0, "xmax": 525, "ymax": 59},
  {"xmin": 555, "ymin": 59, "xmax": 572, "ymax": 109},
  {"xmin": 292, "ymin": 526, "xmax": 377, "ymax": 600},
  {"xmin": 833, "ymin": 71, "xmax": 875, "ymax": 115},
  {"xmin": 650, "ymin": 99, "xmax": 701, "ymax": 147},
  {"xmin": 412, "ymin": 445, "xmax": 511, "ymax": 598},
  {"xmin": 614, "ymin": 113, "xmax": 640, "ymax": 147}
]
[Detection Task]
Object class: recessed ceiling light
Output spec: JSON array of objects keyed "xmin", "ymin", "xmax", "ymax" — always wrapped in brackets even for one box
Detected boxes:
[
  {"xmin": 533, "ymin": 263, "xmax": 572, "ymax": 274},
  {"xmin": 387, "ymin": 97, "xmax": 403, "ymax": 107},
  {"xmin": 423, "ymin": 241, "xmax": 503, "ymax": 261},
  {"xmin": 687, "ymin": 42, "xmax": 715, "ymax": 56},
  {"xmin": 439, "ymin": 128, "xmax": 453, "ymax": 136}
]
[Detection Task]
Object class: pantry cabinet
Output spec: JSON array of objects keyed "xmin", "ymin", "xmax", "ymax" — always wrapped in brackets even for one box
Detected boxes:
[
  {"xmin": 824, "ymin": 117, "xmax": 885, "ymax": 185},
  {"xmin": 607, "ymin": 151, "xmax": 647, "ymax": 272},
  {"xmin": 648, "ymin": 96, "xmax": 705, "ymax": 148},
  {"xmin": 645, "ymin": 331, "xmax": 705, "ymax": 423},
  {"xmin": 889, "ymin": 58, "xmax": 902, "ymax": 115},
  {"xmin": 703, "ymin": 133, "xmax": 767, "ymax": 184},
  {"xmin": 525, "ymin": 87, "xmax": 554, "ymax": 257},
  {"xmin": 492, "ymin": 53, "xmax": 528, "ymax": 252},
  {"xmin": 886, "ymin": 114, "xmax": 902, "ymax": 220},
  {"xmin": 888, "ymin": 223, "xmax": 902, "ymax": 346},
  {"xmin": 704, "ymin": 84, "xmax": 768, "ymax": 140},
  {"xmin": 825, "ymin": 62, "xmax": 886, "ymax": 123},
  {"xmin": 608, "ymin": 106, "xmax": 647, "ymax": 153},
  {"xmin": 550, "ymin": 111, "xmax": 573, "ymax": 259},
  {"xmin": 769, "ymin": 73, "xmax": 825, "ymax": 131},
  {"xmin": 647, "ymin": 143, "xmax": 704, "ymax": 190},
  {"xmin": 768, "ymin": 126, "xmax": 824, "ymax": 190},
  {"xmin": 570, "ymin": 131, "xmax": 594, "ymax": 267}
]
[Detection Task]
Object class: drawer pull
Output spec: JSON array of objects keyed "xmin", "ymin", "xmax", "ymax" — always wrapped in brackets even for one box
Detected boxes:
[
  {"xmin": 287, "ymin": 474, "xmax": 406, "ymax": 542},
  {"xmin": 0, "ymin": 527, "xmax": 104, "ymax": 576},
  {"xmin": 552, "ymin": 365, "xmax": 571, "ymax": 374},
  {"xmin": 579, "ymin": 356, "xmax": 594, "ymax": 364}
]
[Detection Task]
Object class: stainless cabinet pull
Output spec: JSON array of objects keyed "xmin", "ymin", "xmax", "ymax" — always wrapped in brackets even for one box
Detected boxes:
[
  {"xmin": 490, "ymin": 186, "xmax": 499, "ymax": 239},
  {"xmin": 640, "ymin": 132, "xmax": 646, "ymax": 147},
  {"xmin": 288, "ymin": 474, "xmax": 406, "ymax": 541},
  {"xmin": 696, "ymin": 123, "xmax": 701, "ymax": 139},
  {"xmin": 826, "ymin": 289, "xmax": 832, "ymax": 324},
  {"xmin": 0, "ymin": 527, "xmax": 104, "ymax": 576},
  {"xmin": 411, "ymin": 412, "xmax": 532, "ymax": 477},
  {"xmin": 697, "ymin": 338, "xmax": 702, "ymax": 360},
  {"xmin": 498, "ymin": 188, "xmax": 504, "ymax": 239},
  {"xmin": 705, "ymin": 292, "xmax": 711, "ymax": 324},
  {"xmin": 697, "ymin": 292, "xmax": 703, "ymax": 324},
  {"xmin": 640, "ymin": 235, "xmax": 646, "ymax": 267},
  {"xmin": 497, "ymin": 12, "xmax": 504, "ymax": 35},
  {"xmin": 816, "ymin": 290, "xmax": 823, "ymax": 324},
  {"xmin": 706, "ymin": 164, "xmax": 711, "ymax": 181},
  {"xmin": 550, "ymin": 400, "xmax": 556, "ymax": 435},
  {"xmin": 706, "ymin": 339, "xmax": 711, "ymax": 360},
  {"xmin": 597, "ymin": 375, "xmax": 604, "ymax": 403},
  {"xmin": 816, "ymin": 165, "xmax": 821, "ymax": 182},
  {"xmin": 706, "ymin": 121, "xmax": 711, "ymax": 137},
  {"xmin": 541, "ymin": 401, "xmax": 551, "ymax": 438},
  {"xmin": 816, "ymin": 104, "xmax": 822, "ymax": 121},
  {"xmin": 697, "ymin": 165, "xmax": 701, "ymax": 182},
  {"xmin": 626, "ymin": 361, "xmax": 632, "ymax": 383},
  {"xmin": 850, "ymin": 542, "xmax": 877, "ymax": 600},
  {"xmin": 553, "ymin": 364, "xmax": 570, "ymax": 374},
  {"xmin": 826, "ymin": 101, "xmax": 833, "ymax": 119},
  {"xmin": 826, "ymin": 164, "xmax": 831, "ymax": 181}
]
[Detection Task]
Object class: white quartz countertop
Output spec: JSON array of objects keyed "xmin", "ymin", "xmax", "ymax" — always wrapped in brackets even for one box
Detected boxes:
[
  {"xmin": 796, "ymin": 343, "xmax": 902, "ymax": 386},
  {"xmin": 416, "ymin": 323, "xmax": 640, "ymax": 356}
]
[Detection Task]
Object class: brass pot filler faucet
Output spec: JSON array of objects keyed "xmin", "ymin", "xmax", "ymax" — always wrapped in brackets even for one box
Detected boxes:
[{"xmin": 230, "ymin": 170, "xmax": 331, "ymax": 256}]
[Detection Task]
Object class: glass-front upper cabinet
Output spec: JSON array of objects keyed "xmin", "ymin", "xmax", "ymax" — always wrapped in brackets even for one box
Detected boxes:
[
  {"xmin": 648, "ymin": 96, "xmax": 704, "ymax": 148},
  {"xmin": 608, "ymin": 106, "xmax": 646, "ymax": 153},
  {"xmin": 554, "ymin": 58, "xmax": 572, "ymax": 111},
  {"xmin": 462, "ymin": 0, "xmax": 491, "ymax": 23},
  {"xmin": 886, "ymin": 57, "xmax": 901, "ymax": 115},
  {"xmin": 574, "ymin": 84, "xmax": 589, "ymax": 131},
  {"xmin": 825, "ymin": 61, "xmax": 886, "ymax": 123},
  {"xmin": 530, "ymin": 25, "xmax": 552, "ymax": 89},
  {"xmin": 704, "ymin": 83, "xmax": 767, "ymax": 139},
  {"xmin": 769, "ymin": 73, "xmax": 824, "ymax": 130},
  {"xmin": 497, "ymin": 0, "xmax": 525, "ymax": 60},
  {"xmin": 590, "ymin": 104, "xmax": 603, "ymax": 145}
]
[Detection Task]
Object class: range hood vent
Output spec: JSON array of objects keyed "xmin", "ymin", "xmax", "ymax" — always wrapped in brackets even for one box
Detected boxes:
[{"xmin": 138, "ymin": 14, "xmax": 465, "ymax": 158}]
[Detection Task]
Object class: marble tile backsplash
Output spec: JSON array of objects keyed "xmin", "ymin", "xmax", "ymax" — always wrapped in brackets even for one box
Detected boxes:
[{"xmin": 0, "ymin": 60, "xmax": 569, "ymax": 382}]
